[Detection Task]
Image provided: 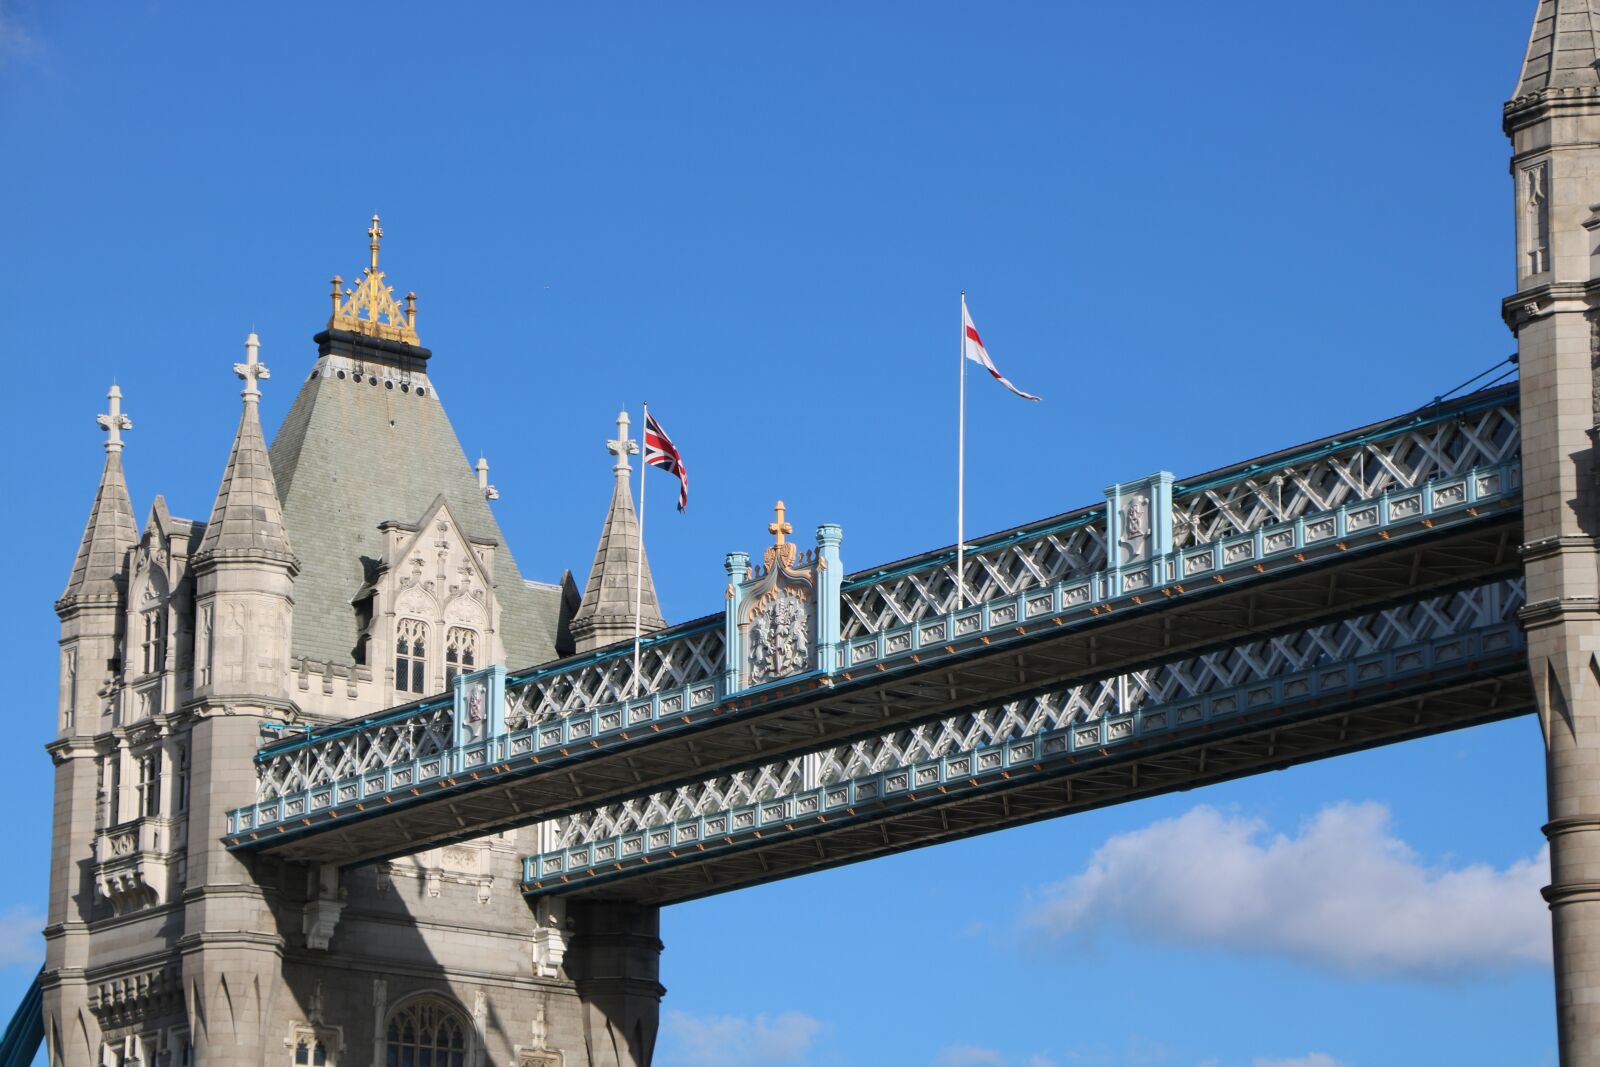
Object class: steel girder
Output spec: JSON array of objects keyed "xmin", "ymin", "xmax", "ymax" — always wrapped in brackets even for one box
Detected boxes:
[
  {"xmin": 233, "ymin": 509, "xmax": 1519, "ymax": 866},
  {"xmin": 525, "ymin": 581, "xmax": 1531, "ymax": 904}
]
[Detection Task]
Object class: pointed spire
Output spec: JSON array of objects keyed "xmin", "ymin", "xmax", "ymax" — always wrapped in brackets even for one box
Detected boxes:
[
  {"xmin": 196, "ymin": 334, "xmax": 294, "ymax": 565},
  {"xmin": 1515, "ymin": 0, "xmax": 1600, "ymax": 99},
  {"xmin": 58, "ymin": 385, "xmax": 138, "ymax": 608},
  {"xmin": 570, "ymin": 410, "xmax": 665, "ymax": 652}
]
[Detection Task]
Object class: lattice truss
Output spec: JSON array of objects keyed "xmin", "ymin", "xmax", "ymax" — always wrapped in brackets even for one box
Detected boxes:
[
  {"xmin": 503, "ymin": 627, "xmax": 724, "ymax": 730},
  {"xmin": 1172, "ymin": 400, "xmax": 1519, "ymax": 546},
  {"xmin": 839, "ymin": 397, "xmax": 1519, "ymax": 640},
  {"xmin": 260, "ymin": 705, "xmax": 453, "ymax": 802},
  {"xmin": 549, "ymin": 579, "xmax": 1523, "ymax": 847},
  {"xmin": 841, "ymin": 522, "xmax": 1107, "ymax": 640}
]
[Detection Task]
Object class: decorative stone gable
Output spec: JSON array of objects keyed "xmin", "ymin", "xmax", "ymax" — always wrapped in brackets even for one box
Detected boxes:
[
  {"xmin": 121, "ymin": 499, "xmax": 198, "ymax": 724},
  {"xmin": 370, "ymin": 494, "xmax": 504, "ymax": 703},
  {"xmin": 723, "ymin": 502, "xmax": 843, "ymax": 692}
]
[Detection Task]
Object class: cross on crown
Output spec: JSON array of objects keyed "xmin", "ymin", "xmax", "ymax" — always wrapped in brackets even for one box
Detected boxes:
[
  {"xmin": 96, "ymin": 384, "xmax": 132, "ymax": 453},
  {"xmin": 764, "ymin": 500, "xmax": 797, "ymax": 568},
  {"xmin": 234, "ymin": 332, "xmax": 271, "ymax": 402}
]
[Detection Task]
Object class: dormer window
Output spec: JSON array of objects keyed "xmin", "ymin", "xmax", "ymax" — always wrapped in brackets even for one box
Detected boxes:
[
  {"xmin": 396, "ymin": 619, "xmax": 429, "ymax": 695},
  {"xmin": 445, "ymin": 627, "xmax": 477, "ymax": 686}
]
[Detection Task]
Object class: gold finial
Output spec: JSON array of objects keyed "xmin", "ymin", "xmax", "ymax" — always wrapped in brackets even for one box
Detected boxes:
[
  {"xmin": 368, "ymin": 214, "xmax": 383, "ymax": 271},
  {"xmin": 329, "ymin": 215, "xmax": 419, "ymax": 345},
  {"xmin": 764, "ymin": 500, "xmax": 797, "ymax": 569},
  {"xmin": 768, "ymin": 500, "xmax": 793, "ymax": 547}
]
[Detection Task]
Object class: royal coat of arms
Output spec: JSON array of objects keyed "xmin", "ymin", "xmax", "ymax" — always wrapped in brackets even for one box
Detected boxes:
[{"xmin": 736, "ymin": 501, "xmax": 821, "ymax": 687}]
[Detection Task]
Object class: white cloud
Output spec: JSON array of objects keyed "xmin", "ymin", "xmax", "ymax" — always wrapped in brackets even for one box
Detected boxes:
[
  {"xmin": 1025, "ymin": 802, "xmax": 1549, "ymax": 981},
  {"xmin": 935, "ymin": 1047, "xmax": 1006, "ymax": 1067},
  {"xmin": 1252, "ymin": 1056, "xmax": 1344, "ymax": 1067},
  {"xmin": 658, "ymin": 1010, "xmax": 823, "ymax": 1067},
  {"xmin": 0, "ymin": 906, "xmax": 43, "ymax": 967},
  {"xmin": 1027, "ymin": 1057, "xmax": 1057, "ymax": 1067}
]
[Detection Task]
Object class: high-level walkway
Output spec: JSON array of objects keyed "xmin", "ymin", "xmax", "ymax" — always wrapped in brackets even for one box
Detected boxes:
[{"xmin": 225, "ymin": 385, "xmax": 1522, "ymax": 880}]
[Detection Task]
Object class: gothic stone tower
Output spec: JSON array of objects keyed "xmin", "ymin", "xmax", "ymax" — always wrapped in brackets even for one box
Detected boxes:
[
  {"xmin": 1508, "ymin": 3, "xmax": 1600, "ymax": 1063},
  {"xmin": 41, "ymin": 220, "xmax": 665, "ymax": 1067}
]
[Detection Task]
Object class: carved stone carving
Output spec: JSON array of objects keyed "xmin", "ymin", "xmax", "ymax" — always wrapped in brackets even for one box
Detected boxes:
[
  {"xmin": 748, "ymin": 594, "xmax": 809, "ymax": 684},
  {"xmin": 1118, "ymin": 492, "xmax": 1151, "ymax": 564},
  {"xmin": 736, "ymin": 503, "xmax": 820, "ymax": 687}
]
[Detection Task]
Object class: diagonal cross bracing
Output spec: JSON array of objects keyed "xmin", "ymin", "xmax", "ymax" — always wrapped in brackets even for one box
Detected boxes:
[
  {"xmin": 226, "ymin": 388, "xmax": 1521, "ymax": 864},
  {"xmin": 526, "ymin": 579, "xmax": 1529, "ymax": 904}
]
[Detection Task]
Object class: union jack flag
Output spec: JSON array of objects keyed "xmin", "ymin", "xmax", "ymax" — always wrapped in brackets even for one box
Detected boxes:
[{"xmin": 643, "ymin": 410, "xmax": 688, "ymax": 511}]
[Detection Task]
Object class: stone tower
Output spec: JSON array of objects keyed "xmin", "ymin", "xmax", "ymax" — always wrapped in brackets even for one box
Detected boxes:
[
  {"xmin": 38, "ymin": 220, "xmax": 669, "ymax": 1067},
  {"xmin": 1507, "ymin": 3, "xmax": 1600, "ymax": 1063}
]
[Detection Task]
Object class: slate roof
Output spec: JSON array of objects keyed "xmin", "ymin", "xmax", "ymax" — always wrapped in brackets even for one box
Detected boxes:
[
  {"xmin": 196, "ymin": 401, "xmax": 294, "ymax": 564},
  {"xmin": 1516, "ymin": 0, "xmax": 1600, "ymax": 97},
  {"xmin": 58, "ymin": 450, "xmax": 137, "ymax": 607},
  {"xmin": 268, "ymin": 332, "xmax": 569, "ymax": 669},
  {"xmin": 570, "ymin": 464, "xmax": 664, "ymax": 649}
]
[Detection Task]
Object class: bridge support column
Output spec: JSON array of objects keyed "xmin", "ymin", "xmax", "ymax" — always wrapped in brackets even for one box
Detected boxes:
[{"xmin": 566, "ymin": 902, "xmax": 663, "ymax": 1067}]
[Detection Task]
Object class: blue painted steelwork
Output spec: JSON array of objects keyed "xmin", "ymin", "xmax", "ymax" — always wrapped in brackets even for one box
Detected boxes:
[
  {"xmin": 227, "ymin": 387, "xmax": 1519, "ymax": 846},
  {"xmin": 523, "ymin": 585, "xmax": 1526, "ymax": 895},
  {"xmin": 228, "ymin": 456, "xmax": 1518, "ymax": 842},
  {"xmin": 0, "ymin": 970, "xmax": 43, "ymax": 1067}
]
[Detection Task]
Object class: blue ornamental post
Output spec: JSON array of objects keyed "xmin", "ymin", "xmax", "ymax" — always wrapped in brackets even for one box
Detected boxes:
[
  {"xmin": 814, "ymin": 524, "xmax": 843, "ymax": 674},
  {"xmin": 722, "ymin": 551, "xmax": 749, "ymax": 694}
]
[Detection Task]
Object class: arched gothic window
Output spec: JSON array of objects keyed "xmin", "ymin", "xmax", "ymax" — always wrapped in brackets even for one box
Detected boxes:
[
  {"xmin": 396, "ymin": 619, "xmax": 429, "ymax": 695},
  {"xmin": 140, "ymin": 607, "xmax": 166, "ymax": 676},
  {"xmin": 445, "ymin": 627, "xmax": 478, "ymax": 686},
  {"xmin": 384, "ymin": 997, "xmax": 467, "ymax": 1067},
  {"xmin": 292, "ymin": 1036, "xmax": 327, "ymax": 1067}
]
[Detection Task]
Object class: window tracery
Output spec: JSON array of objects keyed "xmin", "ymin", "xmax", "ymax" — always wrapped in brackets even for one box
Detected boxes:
[
  {"xmin": 396, "ymin": 619, "xmax": 429, "ymax": 695},
  {"xmin": 383, "ymin": 997, "xmax": 467, "ymax": 1067},
  {"xmin": 445, "ymin": 628, "xmax": 478, "ymax": 686}
]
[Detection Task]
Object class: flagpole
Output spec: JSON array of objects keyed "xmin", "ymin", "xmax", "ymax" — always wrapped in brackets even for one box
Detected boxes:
[
  {"xmin": 633, "ymin": 401, "xmax": 648, "ymax": 697},
  {"xmin": 957, "ymin": 291, "xmax": 967, "ymax": 610}
]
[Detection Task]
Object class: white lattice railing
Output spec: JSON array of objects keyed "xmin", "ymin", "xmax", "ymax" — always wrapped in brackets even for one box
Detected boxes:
[
  {"xmin": 839, "ymin": 390, "xmax": 1519, "ymax": 640},
  {"xmin": 503, "ymin": 625, "xmax": 725, "ymax": 730},
  {"xmin": 535, "ymin": 578, "xmax": 1525, "ymax": 867}
]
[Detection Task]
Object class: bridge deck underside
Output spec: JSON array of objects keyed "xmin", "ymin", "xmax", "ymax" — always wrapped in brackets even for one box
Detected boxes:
[
  {"xmin": 247, "ymin": 514, "xmax": 1519, "ymax": 867},
  {"xmin": 543, "ymin": 659, "xmax": 1532, "ymax": 905}
]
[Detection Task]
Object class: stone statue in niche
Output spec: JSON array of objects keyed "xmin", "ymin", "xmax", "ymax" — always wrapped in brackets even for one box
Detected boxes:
[
  {"xmin": 1119, "ymin": 492, "xmax": 1151, "ymax": 565},
  {"xmin": 749, "ymin": 593, "xmax": 810, "ymax": 684}
]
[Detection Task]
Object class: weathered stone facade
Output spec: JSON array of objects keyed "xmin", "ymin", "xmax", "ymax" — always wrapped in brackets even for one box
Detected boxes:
[{"xmin": 42, "ymin": 227, "xmax": 664, "ymax": 1067}]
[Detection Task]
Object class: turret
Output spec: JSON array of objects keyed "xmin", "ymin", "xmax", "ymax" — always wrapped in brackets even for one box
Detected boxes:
[
  {"xmin": 1504, "ymin": 3, "xmax": 1600, "ymax": 1062},
  {"xmin": 191, "ymin": 332, "xmax": 297, "ymax": 703},
  {"xmin": 55, "ymin": 385, "xmax": 138, "ymax": 735},
  {"xmin": 570, "ymin": 410, "xmax": 666, "ymax": 652}
]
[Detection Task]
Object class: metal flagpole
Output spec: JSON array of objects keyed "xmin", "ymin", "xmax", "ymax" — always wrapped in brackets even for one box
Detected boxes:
[
  {"xmin": 633, "ymin": 402, "xmax": 649, "ymax": 697},
  {"xmin": 957, "ymin": 292, "xmax": 967, "ymax": 609}
]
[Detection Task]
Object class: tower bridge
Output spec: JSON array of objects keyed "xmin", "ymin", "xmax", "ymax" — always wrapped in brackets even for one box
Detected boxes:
[
  {"xmin": 30, "ymin": 6, "xmax": 1600, "ymax": 1067},
  {"xmin": 226, "ymin": 386, "xmax": 1522, "ymax": 869}
]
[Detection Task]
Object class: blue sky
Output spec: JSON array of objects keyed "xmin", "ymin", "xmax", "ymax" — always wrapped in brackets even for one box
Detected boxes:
[{"xmin": 0, "ymin": 3, "xmax": 1554, "ymax": 1065}]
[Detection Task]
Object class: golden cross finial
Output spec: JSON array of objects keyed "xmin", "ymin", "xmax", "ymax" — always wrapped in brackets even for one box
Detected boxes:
[
  {"xmin": 368, "ymin": 214, "xmax": 383, "ymax": 272},
  {"xmin": 97, "ymin": 384, "xmax": 132, "ymax": 454},
  {"xmin": 768, "ymin": 500, "xmax": 793, "ymax": 548}
]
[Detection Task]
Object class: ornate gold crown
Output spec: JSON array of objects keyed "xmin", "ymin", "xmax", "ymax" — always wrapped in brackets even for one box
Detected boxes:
[{"xmin": 328, "ymin": 215, "xmax": 419, "ymax": 345}]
